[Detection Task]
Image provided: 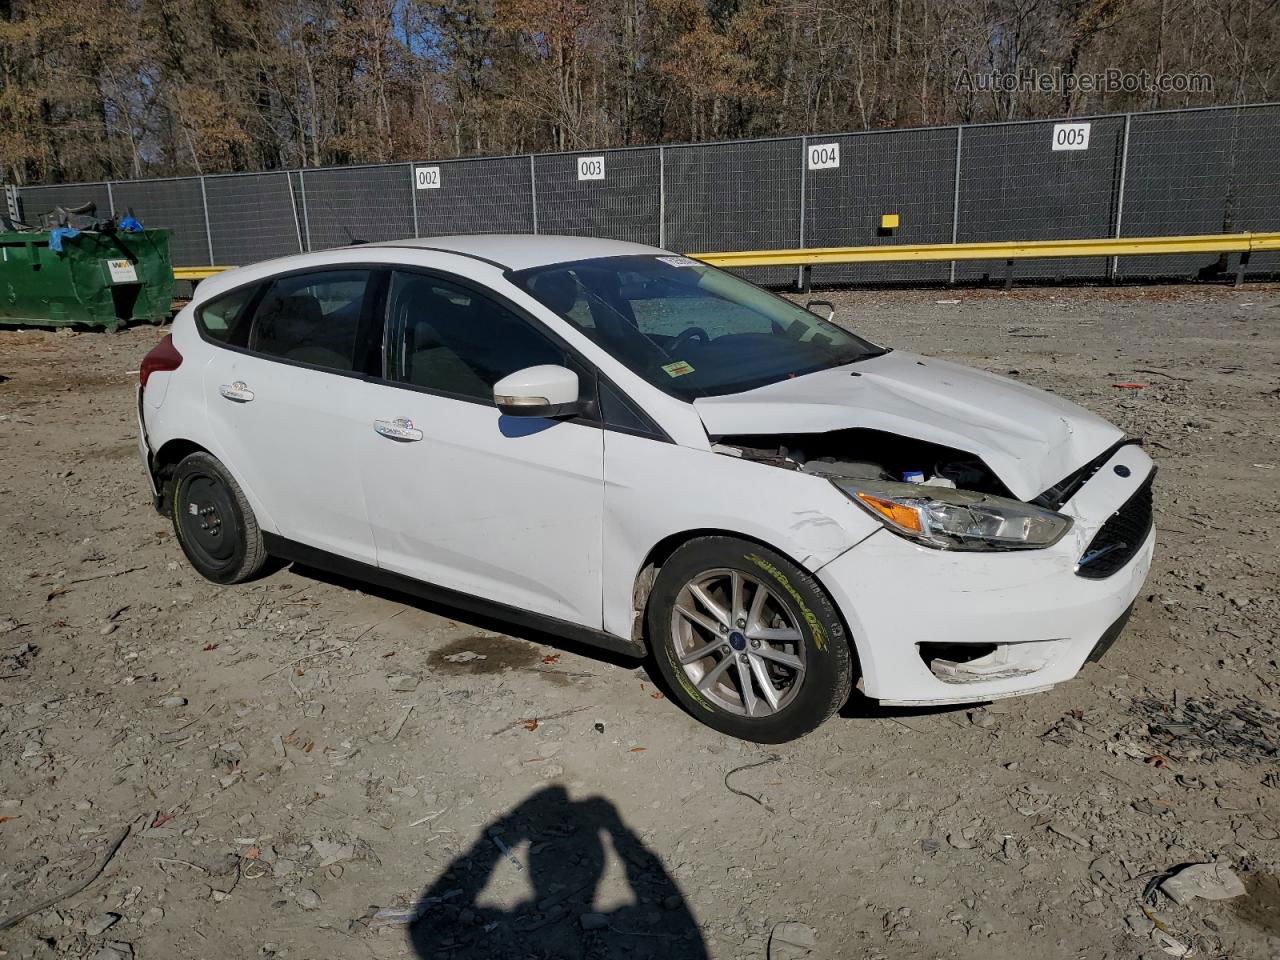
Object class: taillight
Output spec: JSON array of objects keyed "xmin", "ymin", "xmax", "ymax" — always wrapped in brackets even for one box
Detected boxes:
[{"xmin": 140, "ymin": 334, "xmax": 183, "ymax": 388}]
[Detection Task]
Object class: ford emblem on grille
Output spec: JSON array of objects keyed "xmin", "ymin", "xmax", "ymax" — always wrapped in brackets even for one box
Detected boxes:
[{"xmin": 1114, "ymin": 464, "xmax": 1131, "ymax": 477}]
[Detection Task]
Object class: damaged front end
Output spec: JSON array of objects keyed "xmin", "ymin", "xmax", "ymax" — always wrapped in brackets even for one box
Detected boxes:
[
  {"xmin": 691, "ymin": 350, "xmax": 1154, "ymax": 705},
  {"xmin": 711, "ymin": 428, "xmax": 1075, "ymax": 553},
  {"xmin": 709, "ymin": 428, "xmax": 1155, "ymax": 697}
]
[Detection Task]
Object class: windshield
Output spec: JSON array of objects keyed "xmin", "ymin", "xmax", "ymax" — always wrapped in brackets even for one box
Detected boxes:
[{"xmin": 509, "ymin": 255, "xmax": 886, "ymax": 400}]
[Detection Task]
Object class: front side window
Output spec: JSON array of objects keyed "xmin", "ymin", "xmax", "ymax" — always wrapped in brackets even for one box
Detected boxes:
[
  {"xmin": 387, "ymin": 271, "xmax": 568, "ymax": 402},
  {"xmin": 511, "ymin": 256, "xmax": 886, "ymax": 399},
  {"xmin": 247, "ymin": 270, "xmax": 371, "ymax": 372}
]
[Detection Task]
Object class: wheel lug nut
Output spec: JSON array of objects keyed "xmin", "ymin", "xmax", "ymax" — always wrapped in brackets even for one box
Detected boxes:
[
  {"xmin": 718, "ymin": 624, "xmax": 728, "ymax": 634},
  {"xmin": 736, "ymin": 618, "xmax": 746, "ymax": 628},
  {"xmin": 750, "ymin": 638, "xmax": 760, "ymax": 648}
]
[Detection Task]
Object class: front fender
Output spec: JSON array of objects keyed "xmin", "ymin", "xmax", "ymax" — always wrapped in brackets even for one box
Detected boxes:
[{"xmin": 601, "ymin": 431, "xmax": 879, "ymax": 641}]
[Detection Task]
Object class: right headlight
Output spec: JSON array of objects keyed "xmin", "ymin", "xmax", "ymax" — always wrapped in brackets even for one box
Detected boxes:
[{"xmin": 833, "ymin": 478, "xmax": 1072, "ymax": 551}]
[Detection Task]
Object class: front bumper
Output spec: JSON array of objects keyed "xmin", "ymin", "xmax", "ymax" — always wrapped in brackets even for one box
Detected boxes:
[{"xmin": 816, "ymin": 443, "xmax": 1155, "ymax": 706}]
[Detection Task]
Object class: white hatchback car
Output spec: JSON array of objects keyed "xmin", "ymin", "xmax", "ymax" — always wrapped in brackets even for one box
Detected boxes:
[{"xmin": 138, "ymin": 235, "xmax": 1155, "ymax": 742}]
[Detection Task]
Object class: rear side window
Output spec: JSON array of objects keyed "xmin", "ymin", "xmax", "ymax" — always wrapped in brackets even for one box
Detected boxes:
[
  {"xmin": 248, "ymin": 270, "xmax": 372, "ymax": 372},
  {"xmin": 196, "ymin": 286, "xmax": 255, "ymax": 343}
]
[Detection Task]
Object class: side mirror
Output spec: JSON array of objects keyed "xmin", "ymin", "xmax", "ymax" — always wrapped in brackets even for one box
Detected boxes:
[
  {"xmin": 805, "ymin": 299, "xmax": 835, "ymax": 321},
  {"xmin": 493, "ymin": 365, "xmax": 584, "ymax": 418}
]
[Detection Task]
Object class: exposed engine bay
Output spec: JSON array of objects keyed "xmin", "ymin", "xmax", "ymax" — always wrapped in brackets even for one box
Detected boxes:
[{"xmin": 711, "ymin": 428, "xmax": 1018, "ymax": 499}]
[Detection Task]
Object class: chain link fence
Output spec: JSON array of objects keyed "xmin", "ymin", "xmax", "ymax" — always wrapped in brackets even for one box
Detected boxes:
[{"xmin": 14, "ymin": 102, "xmax": 1280, "ymax": 285}]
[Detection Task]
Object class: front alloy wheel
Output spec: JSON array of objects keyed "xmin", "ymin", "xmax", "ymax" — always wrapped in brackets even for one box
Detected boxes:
[
  {"xmin": 650, "ymin": 537, "xmax": 854, "ymax": 743},
  {"xmin": 670, "ymin": 568, "xmax": 807, "ymax": 718}
]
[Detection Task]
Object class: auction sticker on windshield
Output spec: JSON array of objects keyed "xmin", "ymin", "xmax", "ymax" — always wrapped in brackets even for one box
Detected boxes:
[
  {"xmin": 657, "ymin": 256, "xmax": 699, "ymax": 267},
  {"xmin": 662, "ymin": 360, "xmax": 695, "ymax": 377}
]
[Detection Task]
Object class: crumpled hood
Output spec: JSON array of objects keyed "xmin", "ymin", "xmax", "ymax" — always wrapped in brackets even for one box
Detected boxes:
[{"xmin": 694, "ymin": 350, "xmax": 1124, "ymax": 501}]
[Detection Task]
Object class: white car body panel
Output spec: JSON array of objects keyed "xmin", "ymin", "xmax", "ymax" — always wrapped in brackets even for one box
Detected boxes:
[
  {"xmin": 376, "ymin": 234, "xmax": 661, "ymax": 270},
  {"xmin": 202, "ymin": 346, "xmax": 377, "ymax": 563},
  {"xmin": 356, "ymin": 379, "xmax": 606, "ymax": 626},
  {"xmin": 138, "ymin": 235, "xmax": 1156, "ymax": 712},
  {"xmin": 694, "ymin": 349, "xmax": 1124, "ymax": 501},
  {"xmin": 144, "ymin": 310, "xmax": 281, "ymax": 536},
  {"xmin": 817, "ymin": 442, "xmax": 1154, "ymax": 703},
  {"xmin": 600, "ymin": 431, "xmax": 881, "ymax": 640}
]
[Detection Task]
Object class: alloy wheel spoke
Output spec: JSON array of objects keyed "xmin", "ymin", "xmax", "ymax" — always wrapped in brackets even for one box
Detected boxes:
[
  {"xmin": 679, "ymin": 638, "xmax": 727, "ymax": 665},
  {"xmin": 747, "ymin": 580, "xmax": 769, "ymax": 633},
  {"xmin": 733, "ymin": 656, "xmax": 759, "ymax": 717},
  {"xmin": 748, "ymin": 654, "xmax": 783, "ymax": 711},
  {"xmin": 747, "ymin": 626, "xmax": 802, "ymax": 643},
  {"xmin": 688, "ymin": 583, "xmax": 731, "ymax": 628},
  {"xmin": 696, "ymin": 653, "xmax": 735, "ymax": 693},
  {"xmin": 675, "ymin": 599, "xmax": 723, "ymax": 639},
  {"xmin": 730, "ymin": 571, "xmax": 745, "ymax": 627},
  {"xmin": 752, "ymin": 645, "xmax": 803, "ymax": 671}
]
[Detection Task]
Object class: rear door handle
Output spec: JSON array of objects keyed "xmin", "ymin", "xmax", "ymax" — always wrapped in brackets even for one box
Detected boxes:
[
  {"xmin": 374, "ymin": 417, "xmax": 423, "ymax": 442},
  {"xmin": 219, "ymin": 381, "xmax": 254, "ymax": 403}
]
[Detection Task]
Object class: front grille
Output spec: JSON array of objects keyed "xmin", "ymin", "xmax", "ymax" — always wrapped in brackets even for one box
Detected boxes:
[{"xmin": 1075, "ymin": 470, "xmax": 1155, "ymax": 579}]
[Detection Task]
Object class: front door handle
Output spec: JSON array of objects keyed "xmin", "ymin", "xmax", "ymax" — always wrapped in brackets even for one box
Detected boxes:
[
  {"xmin": 374, "ymin": 417, "xmax": 423, "ymax": 442},
  {"xmin": 219, "ymin": 381, "xmax": 254, "ymax": 403}
]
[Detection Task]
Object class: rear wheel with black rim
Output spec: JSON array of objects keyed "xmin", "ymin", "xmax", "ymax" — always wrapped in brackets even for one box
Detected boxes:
[
  {"xmin": 648, "ymin": 536, "xmax": 853, "ymax": 743},
  {"xmin": 170, "ymin": 451, "xmax": 266, "ymax": 584}
]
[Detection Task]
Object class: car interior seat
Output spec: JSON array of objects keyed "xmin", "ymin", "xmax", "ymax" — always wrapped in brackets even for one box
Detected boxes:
[
  {"xmin": 253, "ymin": 293, "xmax": 353, "ymax": 370},
  {"xmin": 397, "ymin": 280, "xmax": 494, "ymax": 398}
]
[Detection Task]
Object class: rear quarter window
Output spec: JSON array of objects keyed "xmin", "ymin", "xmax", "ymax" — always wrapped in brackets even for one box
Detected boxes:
[{"xmin": 196, "ymin": 285, "xmax": 257, "ymax": 343}]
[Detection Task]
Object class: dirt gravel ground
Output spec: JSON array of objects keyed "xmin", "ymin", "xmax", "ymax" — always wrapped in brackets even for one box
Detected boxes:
[{"xmin": 1, "ymin": 283, "xmax": 1278, "ymax": 960}]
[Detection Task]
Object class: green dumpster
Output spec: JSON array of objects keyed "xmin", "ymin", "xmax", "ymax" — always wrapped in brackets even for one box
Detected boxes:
[{"xmin": 0, "ymin": 228, "xmax": 175, "ymax": 331}]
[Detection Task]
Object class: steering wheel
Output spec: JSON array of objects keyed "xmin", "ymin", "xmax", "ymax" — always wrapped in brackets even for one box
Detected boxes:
[{"xmin": 670, "ymin": 326, "xmax": 709, "ymax": 353}]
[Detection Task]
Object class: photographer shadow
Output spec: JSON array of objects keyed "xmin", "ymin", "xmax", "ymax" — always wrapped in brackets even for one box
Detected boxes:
[{"xmin": 408, "ymin": 785, "xmax": 707, "ymax": 959}]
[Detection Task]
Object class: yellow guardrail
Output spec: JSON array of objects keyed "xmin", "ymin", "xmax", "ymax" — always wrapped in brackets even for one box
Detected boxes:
[
  {"xmin": 173, "ymin": 230, "xmax": 1278, "ymax": 283},
  {"xmin": 691, "ymin": 231, "xmax": 1280, "ymax": 268},
  {"xmin": 173, "ymin": 266, "xmax": 232, "ymax": 281}
]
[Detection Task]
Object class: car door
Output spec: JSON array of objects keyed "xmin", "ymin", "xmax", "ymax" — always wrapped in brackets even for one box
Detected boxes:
[
  {"xmin": 203, "ymin": 268, "xmax": 381, "ymax": 563},
  {"xmin": 356, "ymin": 269, "xmax": 605, "ymax": 628}
]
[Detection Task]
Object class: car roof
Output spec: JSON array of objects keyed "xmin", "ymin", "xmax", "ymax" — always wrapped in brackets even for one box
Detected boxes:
[
  {"xmin": 369, "ymin": 234, "xmax": 665, "ymax": 271},
  {"xmin": 189, "ymin": 234, "xmax": 668, "ymax": 307}
]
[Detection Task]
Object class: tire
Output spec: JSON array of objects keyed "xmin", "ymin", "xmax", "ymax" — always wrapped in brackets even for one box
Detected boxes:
[
  {"xmin": 648, "ymin": 536, "xmax": 853, "ymax": 743},
  {"xmin": 170, "ymin": 451, "xmax": 267, "ymax": 584}
]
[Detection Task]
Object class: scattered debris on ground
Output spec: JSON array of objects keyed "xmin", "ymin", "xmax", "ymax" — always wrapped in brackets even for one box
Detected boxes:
[{"xmin": 1160, "ymin": 862, "xmax": 1248, "ymax": 905}]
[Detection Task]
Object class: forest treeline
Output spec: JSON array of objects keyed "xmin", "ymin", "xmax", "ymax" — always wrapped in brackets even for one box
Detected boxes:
[{"xmin": 2, "ymin": 0, "xmax": 1276, "ymax": 185}]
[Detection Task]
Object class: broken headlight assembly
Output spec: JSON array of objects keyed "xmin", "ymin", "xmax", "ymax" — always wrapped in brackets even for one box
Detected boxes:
[{"xmin": 834, "ymin": 478, "xmax": 1072, "ymax": 551}]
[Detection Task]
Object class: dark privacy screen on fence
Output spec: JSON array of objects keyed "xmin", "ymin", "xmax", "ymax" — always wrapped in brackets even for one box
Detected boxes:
[
  {"xmin": 534, "ymin": 148, "xmax": 660, "ymax": 245},
  {"xmin": 18, "ymin": 182, "xmax": 114, "ymax": 226},
  {"xmin": 110, "ymin": 178, "xmax": 210, "ymax": 266},
  {"xmin": 203, "ymin": 173, "xmax": 300, "ymax": 265},
  {"xmin": 15, "ymin": 103, "xmax": 1280, "ymax": 286},
  {"xmin": 955, "ymin": 116, "xmax": 1126, "ymax": 281},
  {"xmin": 415, "ymin": 157, "xmax": 534, "ymax": 237},
  {"xmin": 1120, "ymin": 104, "xmax": 1280, "ymax": 276},
  {"xmin": 805, "ymin": 126, "xmax": 958, "ymax": 286},
  {"xmin": 663, "ymin": 138, "xmax": 802, "ymax": 287},
  {"xmin": 301, "ymin": 164, "xmax": 416, "ymax": 250}
]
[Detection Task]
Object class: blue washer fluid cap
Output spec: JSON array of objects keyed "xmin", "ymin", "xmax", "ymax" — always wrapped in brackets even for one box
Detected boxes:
[{"xmin": 903, "ymin": 470, "xmax": 926, "ymax": 484}]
